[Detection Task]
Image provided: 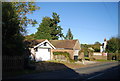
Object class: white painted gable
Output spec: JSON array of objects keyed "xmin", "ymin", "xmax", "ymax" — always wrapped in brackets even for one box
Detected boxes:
[
  {"xmin": 34, "ymin": 40, "xmax": 56, "ymax": 49},
  {"xmin": 33, "ymin": 40, "xmax": 55, "ymax": 61}
]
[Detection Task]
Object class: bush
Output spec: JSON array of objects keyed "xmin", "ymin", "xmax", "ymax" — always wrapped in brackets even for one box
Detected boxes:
[{"xmin": 84, "ymin": 57, "xmax": 90, "ymax": 61}]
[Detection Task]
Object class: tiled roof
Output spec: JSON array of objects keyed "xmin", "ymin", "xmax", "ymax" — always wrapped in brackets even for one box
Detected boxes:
[
  {"xmin": 24, "ymin": 39, "xmax": 46, "ymax": 47},
  {"xmin": 24, "ymin": 39, "xmax": 80, "ymax": 49},
  {"xmin": 49, "ymin": 40, "xmax": 78, "ymax": 49}
]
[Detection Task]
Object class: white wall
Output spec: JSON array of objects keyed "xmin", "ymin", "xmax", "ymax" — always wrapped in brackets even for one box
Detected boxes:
[
  {"xmin": 36, "ymin": 48, "xmax": 50, "ymax": 61},
  {"xmin": 39, "ymin": 42, "xmax": 53, "ymax": 49},
  {"xmin": 93, "ymin": 52, "xmax": 102, "ymax": 56},
  {"xmin": 35, "ymin": 42, "xmax": 52, "ymax": 61},
  {"xmin": 74, "ymin": 50, "xmax": 80, "ymax": 56}
]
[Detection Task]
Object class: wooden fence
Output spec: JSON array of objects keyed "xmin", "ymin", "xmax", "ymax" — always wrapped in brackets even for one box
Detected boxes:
[{"xmin": 2, "ymin": 56, "xmax": 25, "ymax": 73}]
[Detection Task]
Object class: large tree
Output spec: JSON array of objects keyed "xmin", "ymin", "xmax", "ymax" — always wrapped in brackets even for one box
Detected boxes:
[
  {"xmin": 2, "ymin": 2, "xmax": 40, "ymax": 56},
  {"xmin": 106, "ymin": 37, "xmax": 120, "ymax": 53},
  {"xmin": 34, "ymin": 12, "xmax": 63, "ymax": 40},
  {"xmin": 12, "ymin": 2, "xmax": 40, "ymax": 33},
  {"xmin": 65, "ymin": 28, "xmax": 73, "ymax": 40},
  {"xmin": 91, "ymin": 41, "xmax": 101, "ymax": 52},
  {"xmin": 35, "ymin": 17, "xmax": 52, "ymax": 40}
]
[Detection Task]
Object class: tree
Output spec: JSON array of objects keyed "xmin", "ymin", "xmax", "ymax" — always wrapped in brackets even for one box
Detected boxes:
[
  {"xmin": 65, "ymin": 28, "xmax": 73, "ymax": 40},
  {"xmin": 81, "ymin": 44, "xmax": 90, "ymax": 57},
  {"xmin": 2, "ymin": 2, "xmax": 40, "ymax": 56},
  {"xmin": 50, "ymin": 12, "xmax": 63, "ymax": 40},
  {"xmin": 2, "ymin": 2, "xmax": 24, "ymax": 56},
  {"xmin": 94, "ymin": 41, "xmax": 101, "ymax": 45},
  {"xmin": 25, "ymin": 34, "xmax": 35, "ymax": 40},
  {"xmin": 106, "ymin": 37, "xmax": 120, "ymax": 53},
  {"xmin": 34, "ymin": 12, "xmax": 63, "ymax": 40},
  {"xmin": 92, "ymin": 41, "xmax": 101, "ymax": 52},
  {"xmin": 35, "ymin": 17, "xmax": 52, "ymax": 40},
  {"xmin": 12, "ymin": 2, "xmax": 40, "ymax": 34}
]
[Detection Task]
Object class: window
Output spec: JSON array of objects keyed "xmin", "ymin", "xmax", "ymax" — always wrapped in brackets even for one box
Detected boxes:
[
  {"xmin": 44, "ymin": 42, "xmax": 47, "ymax": 46},
  {"xmin": 48, "ymin": 48, "xmax": 50, "ymax": 52},
  {"xmin": 74, "ymin": 56, "xmax": 78, "ymax": 61}
]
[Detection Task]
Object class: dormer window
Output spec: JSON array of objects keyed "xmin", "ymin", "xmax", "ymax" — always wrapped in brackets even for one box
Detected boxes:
[{"xmin": 44, "ymin": 42, "xmax": 47, "ymax": 46}]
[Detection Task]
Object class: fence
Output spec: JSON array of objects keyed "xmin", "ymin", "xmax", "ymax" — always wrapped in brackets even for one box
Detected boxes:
[{"xmin": 2, "ymin": 55, "xmax": 25, "ymax": 73}]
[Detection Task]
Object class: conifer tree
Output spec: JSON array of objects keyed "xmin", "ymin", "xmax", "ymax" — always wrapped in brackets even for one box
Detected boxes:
[
  {"xmin": 65, "ymin": 28, "xmax": 73, "ymax": 40},
  {"xmin": 34, "ymin": 12, "xmax": 63, "ymax": 40}
]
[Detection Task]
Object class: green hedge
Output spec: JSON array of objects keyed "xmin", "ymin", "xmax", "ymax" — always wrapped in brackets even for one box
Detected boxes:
[{"xmin": 84, "ymin": 57, "xmax": 90, "ymax": 60}]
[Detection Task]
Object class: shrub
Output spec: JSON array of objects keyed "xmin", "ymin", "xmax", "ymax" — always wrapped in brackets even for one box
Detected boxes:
[{"xmin": 84, "ymin": 57, "xmax": 90, "ymax": 61}]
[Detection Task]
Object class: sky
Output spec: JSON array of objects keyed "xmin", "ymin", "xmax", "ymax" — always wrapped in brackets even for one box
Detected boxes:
[{"xmin": 26, "ymin": 2, "xmax": 118, "ymax": 44}]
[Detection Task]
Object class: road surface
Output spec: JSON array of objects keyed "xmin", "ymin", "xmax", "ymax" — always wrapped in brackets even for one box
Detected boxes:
[{"xmin": 3, "ymin": 61, "xmax": 120, "ymax": 80}]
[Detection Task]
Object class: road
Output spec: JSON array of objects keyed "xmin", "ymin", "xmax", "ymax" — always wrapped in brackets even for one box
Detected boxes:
[{"xmin": 4, "ymin": 61, "xmax": 120, "ymax": 80}]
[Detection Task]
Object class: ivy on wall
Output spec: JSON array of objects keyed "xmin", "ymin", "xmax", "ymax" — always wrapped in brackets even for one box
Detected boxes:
[{"xmin": 53, "ymin": 52, "xmax": 74, "ymax": 62}]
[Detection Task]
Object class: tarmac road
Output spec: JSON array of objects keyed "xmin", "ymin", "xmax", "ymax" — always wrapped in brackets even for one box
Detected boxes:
[
  {"xmin": 75, "ymin": 61, "xmax": 120, "ymax": 80},
  {"xmin": 3, "ymin": 61, "xmax": 120, "ymax": 80}
]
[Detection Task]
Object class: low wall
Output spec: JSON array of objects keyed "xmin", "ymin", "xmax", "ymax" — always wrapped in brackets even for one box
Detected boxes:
[
  {"xmin": 78, "ymin": 52, "xmax": 84, "ymax": 59},
  {"xmin": 51, "ymin": 49, "xmax": 74, "ymax": 60},
  {"xmin": 93, "ymin": 55, "xmax": 107, "ymax": 60}
]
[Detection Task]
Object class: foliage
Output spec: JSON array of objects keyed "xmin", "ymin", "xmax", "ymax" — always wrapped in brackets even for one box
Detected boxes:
[
  {"xmin": 106, "ymin": 37, "xmax": 120, "ymax": 53},
  {"xmin": 84, "ymin": 57, "xmax": 90, "ymax": 60},
  {"xmin": 81, "ymin": 44, "xmax": 90, "ymax": 57},
  {"xmin": 34, "ymin": 12, "xmax": 63, "ymax": 40},
  {"xmin": 2, "ymin": 2, "xmax": 39, "ymax": 56},
  {"xmin": 65, "ymin": 28, "xmax": 73, "ymax": 40},
  {"xmin": 12, "ymin": 2, "xmax": 40, "ymax": 33},
  {"xmin": 25, "ymin": 34, "xmax": 35, "ymax": 40},
  {"xmin": 53, "ymin": 52, "xmax": 75, "ymax": 62},
  {"xmin": 91, "ymin": 42, "xmax": 101, "ymax": 52},
  {"xmin": 34, "ymin": 17, "xmax": 52, "ymax": 40},
  {"xmin": 2, "ymin": 2, "xmax": 24, "ymax": 56},
  {"xmin": 81, "ymin": 41, "xmax": 101, "ymax": 53}
]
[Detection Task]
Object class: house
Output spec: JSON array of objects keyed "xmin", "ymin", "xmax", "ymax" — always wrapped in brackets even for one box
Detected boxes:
[
  {"xmin": 24, "ymin": 39, "xmax": 81, "ymax": 61},
  {"xmin": 92, "ymin": 38, "xmax": 108, "ymax": 60},
  {"xmin": 50, "ymin": 39, "xmax": 81, "ymax": 60},
  {"xmin": 100, "ymin": 38, "xmax": 107, "ymax": 53}
]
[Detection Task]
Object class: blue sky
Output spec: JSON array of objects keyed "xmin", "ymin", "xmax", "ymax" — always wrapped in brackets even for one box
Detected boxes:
[{"xmin": 26, "ymin": 2, "xmax": 118, "ymax": 44}]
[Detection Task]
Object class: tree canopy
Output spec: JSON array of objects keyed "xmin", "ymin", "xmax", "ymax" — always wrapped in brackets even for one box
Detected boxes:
[
  {"xmin": 34, "ymin": 12, "xmax": 63, "ymax": 40},
  {"xmin": 12, "ymin": 2, "xmax": 40, "ymax": 33},
  {"xmin": 106, "ymin": 37, "xmax": 120, "ymax": 53},
  {"xmin": 91, "ymin": 41, "xmax": 101, "ymax": 52},
  {"xmin": 2, "ymin": 2, "xmax": 40, "ymax": 56},
  {"xmin": 65, "ymin": 28, "xmax": 73, "ymax": 40}
]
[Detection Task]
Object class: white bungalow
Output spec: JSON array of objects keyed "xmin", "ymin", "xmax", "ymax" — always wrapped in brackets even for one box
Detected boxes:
[{"xmin": 24, "ymin": 39, "xmax": 81, "ymax": 61}]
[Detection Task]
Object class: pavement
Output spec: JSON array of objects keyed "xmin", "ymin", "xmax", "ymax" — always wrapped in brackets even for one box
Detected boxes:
[
  {"xmin": 3, "ymin": 61, "xmax": 120, "ymax": 80},
  {"xmin": 75, "ymin": 60, "xmax": 99, "ymax": 65}
]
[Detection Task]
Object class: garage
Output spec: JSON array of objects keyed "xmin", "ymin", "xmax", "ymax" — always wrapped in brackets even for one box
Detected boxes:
[{"xmin": 35, "ymin": 48, "xmax": 51, "ymax": 61}]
